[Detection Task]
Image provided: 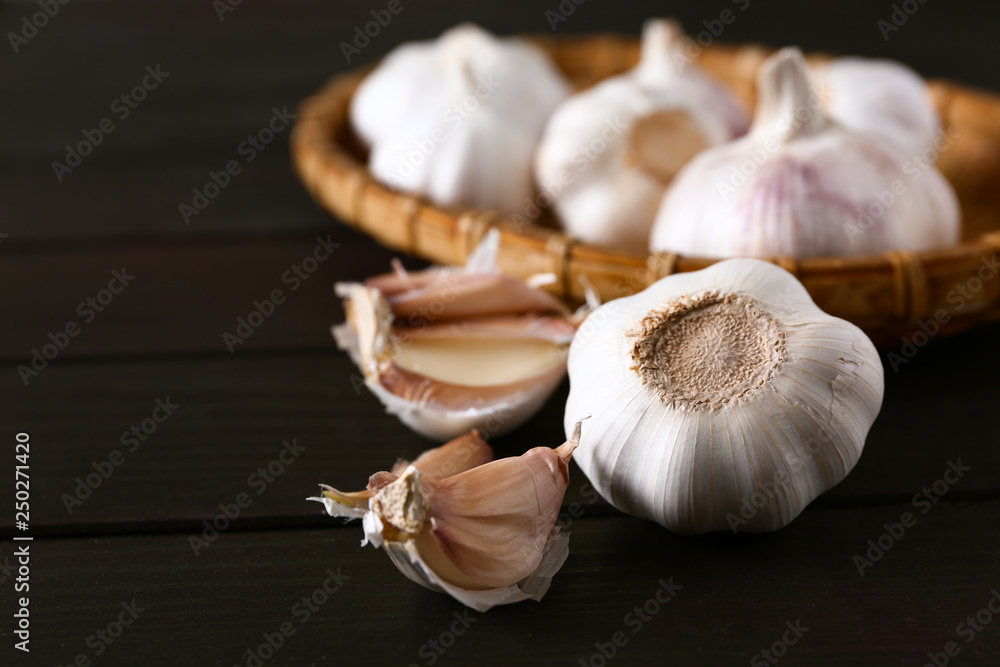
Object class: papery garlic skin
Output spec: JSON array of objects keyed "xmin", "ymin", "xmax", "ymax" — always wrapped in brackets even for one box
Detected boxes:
[
  {"xmin": 650, "ymin": 47, "xmax": 960, "ymax": 259},
  {"xmin": 334, "ymin": 231, "xmax": 576, "ymax": 441},
  {"xmin": 535, "ymin": 19, "xmax": 748, "ymax": 251},
  {"xmin": 563, "ymin": 259, "xmax": 884, "ymax": 534},
  {"xmin": 351, "ymin": 23, "xmax": 570, "ymax": 215},
  {"xmin": 311, "ymin": 429, "xmax": 580, "ymax": 611},
  {"xmin": 815, "ymin": 56, "xmax": 940, "ymax": 160}
]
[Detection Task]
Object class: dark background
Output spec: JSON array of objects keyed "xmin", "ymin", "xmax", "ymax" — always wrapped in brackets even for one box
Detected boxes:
[{"xmin": 1, "ymin": 1, "xmax": 998, "ymax": 665}]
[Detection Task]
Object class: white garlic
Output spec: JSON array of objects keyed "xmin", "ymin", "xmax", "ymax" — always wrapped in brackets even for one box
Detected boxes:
[
  {"xmin": 534, "ymin": 19, "xmax": 749, "ymax": 251},
  {"xmin": 310, "ymin": 427, "xmax": 580, "ymax": 611},
  {"xmin": 563, "ymin": 258, "xmax": 884, "ymax": 534},
  {"xmin": 350, "ymin": 23, "xmax": 570, "ymax": 215},
  {"xmin": 814, "ymin": 56, "xmax": 940, "ymax": 160},
  {"xmin": 334, "ymin": 231, "xmax": 577, "ymax": 441},
  {"xmin": 649, "ymin": 47, "xmax": 960, "ymax": 259}
]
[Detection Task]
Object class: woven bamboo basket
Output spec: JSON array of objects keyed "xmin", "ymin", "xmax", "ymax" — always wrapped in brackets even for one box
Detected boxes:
[{"xmin": 291, "ymin": 34, "xmax": 1000, "ymax": 346}]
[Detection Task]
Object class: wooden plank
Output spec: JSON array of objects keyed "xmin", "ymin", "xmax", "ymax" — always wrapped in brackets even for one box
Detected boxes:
[
  {"xmin": 4, "ymin": 503, "xmax": 998, "ymax": 665},
  {"xmin": 4, "ymin": 1, "xmax": 999, "ymax": 162},
  {"xmin": 1, "ymin": 2, "xmax": 996, "ymax": 665},
  {"xmin": 0, "ymin": 158, "xmax": 332, "ymax": 243},
  {"xmin": 0, "ymin": 325, "xmax": 998, "ymax": 531},
  {"xmin": 0, "ymin": 230, "xmax": 411, "ymax": 360}
]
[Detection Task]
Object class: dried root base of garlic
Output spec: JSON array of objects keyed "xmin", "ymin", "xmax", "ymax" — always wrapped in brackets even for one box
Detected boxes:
[{"xmin": 309, "ymin": 426, "xmax": 581, "ymax": 611}]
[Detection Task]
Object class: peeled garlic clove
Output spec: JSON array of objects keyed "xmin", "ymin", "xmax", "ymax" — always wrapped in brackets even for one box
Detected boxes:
[
  {"xmin": 312, "ymin": 429, "xmax": 580, "ymax": 611},
  {"xmin": 564, "ymin": 258, "xmax": 884, "ymax": 534},
  {"xmin": 534, "ymin": 18, "xmax": 748, "ymax": 251},
  {"xmin": 350, "ymin": 23, "xmax": 570, "ymax": 215},
  {"xmin": 814, "ymin": 56, "xmax": 940, "ymax": 160},
  {"xmin": 650, "ymin": 47, "xmax": 960, "ymax": 258}
]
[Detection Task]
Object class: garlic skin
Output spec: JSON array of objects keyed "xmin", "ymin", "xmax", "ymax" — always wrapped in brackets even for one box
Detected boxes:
[
  {"xmin": 334, "ymin": 231, "xmax": 576, "ymax": 441},
  {"xmin": 534, "ymin": 19, "xmax": 748, "ymax": 251},
  {"xmin": 815, "ymin": 56, "xmax": 939, "ymax": 160},
  {"xmin": 350, "ymin": 23, "xmax": 570, "ymax": 215},
  {"xmin": 563, "ymin": 259, "xmax": 884, "ymax": 534},
  {"xmin": 650, "ymin": 48, "xmax": 960, "ymax": 259},
  {"xmin": 311, "ymin": 428, "xmax": 580, "ymax": 611}
]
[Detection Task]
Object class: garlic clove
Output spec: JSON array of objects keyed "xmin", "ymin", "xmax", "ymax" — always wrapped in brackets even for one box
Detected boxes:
[
  {"xmin": 418, "ymin": 440, "xmax": 577, "ymax": 588},
  {"xmin": 650, "ymin": 47, "xmax": 960, "ymax": 258},
  {"xmin": 311, "ymin": 428, "xmax": 581, "ymax": 611},
  {"xmin": 346, "ymin": 230, "xmax": 569, "ymax": 321},
  {"xmin": 336, "ymin": 284, "xmax": 572, "ymax": 441},
  {"xmin": 564, "ymin": 258, "xmax": 883, "ymax": 534},
  {"xmin": 351, "ymin": 23, "xmax": 570, "ymax": 215},
  {"xmin": 334, "ymin": 230, "xmax": 578, "ymax": 441},
  {"xmin": 394, "ymin": 314, "xmax": 576, "ymax": 345},
  {"xmin": 534, "ymin": 18, "xmax": 749, "ymax": 251},
  {"xmin": 392, "ymin": 430, "xmax": 495, "ymax": 480},
  {"xmin": 388, "ymin": 326, "xmax": 571, "ymax": 386},
  {"xmin": 366, "ymin": 270, "xmax": 569, "ymax": 322}
]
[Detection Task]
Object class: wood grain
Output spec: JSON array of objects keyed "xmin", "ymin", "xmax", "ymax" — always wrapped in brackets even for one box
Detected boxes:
[
  {"xmin": 3, "ymin": 1, "xmax": 999, "ymax": 665},
  {"xmin": 0, "ymin": 229, "xmax": 408, "ymax": 361},
  {"xmin": 4, "ymin": 503, "xmax": 998, "ymax": 666}
]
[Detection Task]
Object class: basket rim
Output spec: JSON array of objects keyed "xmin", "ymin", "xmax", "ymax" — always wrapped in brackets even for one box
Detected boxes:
[{"xmin": 290, "ymin": 34, "xmax": 1000, "ymax": 342}]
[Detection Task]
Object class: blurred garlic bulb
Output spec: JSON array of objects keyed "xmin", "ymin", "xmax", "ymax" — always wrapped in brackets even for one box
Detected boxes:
[
  {"xmin": 311, "ymin": 427, "xmax": 580, "ymax": 611},
  {"xmin": 334, "ymin": 231, "xmax": 578, "ymax": 441},
  {"xmin": 815, "ymin": 56, "xmax": 939, "ymax": 160},
  {"xmin": 350, "ymin": 23, "xmax": 570, "ymax": 215},
  {"xmin": 563, "ymin": 259, "xmax": 884, "ymax": 534},
  {"xmin": 534, "ymin": 19, "xmax": 749, "ymax": 252},
  {"xmin": 650, "ymin": 48, "xmax": 960, "ymax": 259}
]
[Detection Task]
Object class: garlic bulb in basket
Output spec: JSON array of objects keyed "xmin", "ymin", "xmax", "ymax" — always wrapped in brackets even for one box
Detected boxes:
[
  {"xmin": 815, "ymin": 56, "xmax": 940, "ymax": 160},
  {"xmin": 649, "ymin": 47, "xmax": 960, "ymax": 259},
  {"xmin": 334, "ymin": 231, "xmax": 580, "ymax": 441},
  {"xmin": 563, "ymin": 258, "xmax": 884, "ymax": 534},
  {"xmin": 350, "ymin": 23, "xmax": 570, "ymax": 215},
  {"xmin": 310, "ymin": 427, "xmax": 580, "ymax": 611},
  {"xmin": 534, "ymin": 19, "xmax": 749, "ymax": 252}
]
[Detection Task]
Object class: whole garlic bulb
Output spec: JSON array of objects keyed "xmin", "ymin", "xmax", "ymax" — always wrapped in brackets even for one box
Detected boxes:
[
  {"xmin": 814, "ymin": 56, "xmax": 940, "ymax": 160},
  {"xmin": 650, "ymin": 48, "xmax": 960, "ymax": 259},
  {"xmin": 350, "ymin": 23, "xmax": 571, "ymax": 215},
  {"xmin": 534, "ymin": 19, "xmax": 749, "ymax": 251},
  {"xmin": 563, "ymin": 259, "xmax": 884, "ymax": 534},
  {"xmin": 311, "ymin": 427, "xmax": 580, "ymax": 611}
]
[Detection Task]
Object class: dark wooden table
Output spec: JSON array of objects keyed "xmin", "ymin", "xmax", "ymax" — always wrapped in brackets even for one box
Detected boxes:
[{"xmin": 2, "ymin": 1, "xmax": 999, "ymax": 665}]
